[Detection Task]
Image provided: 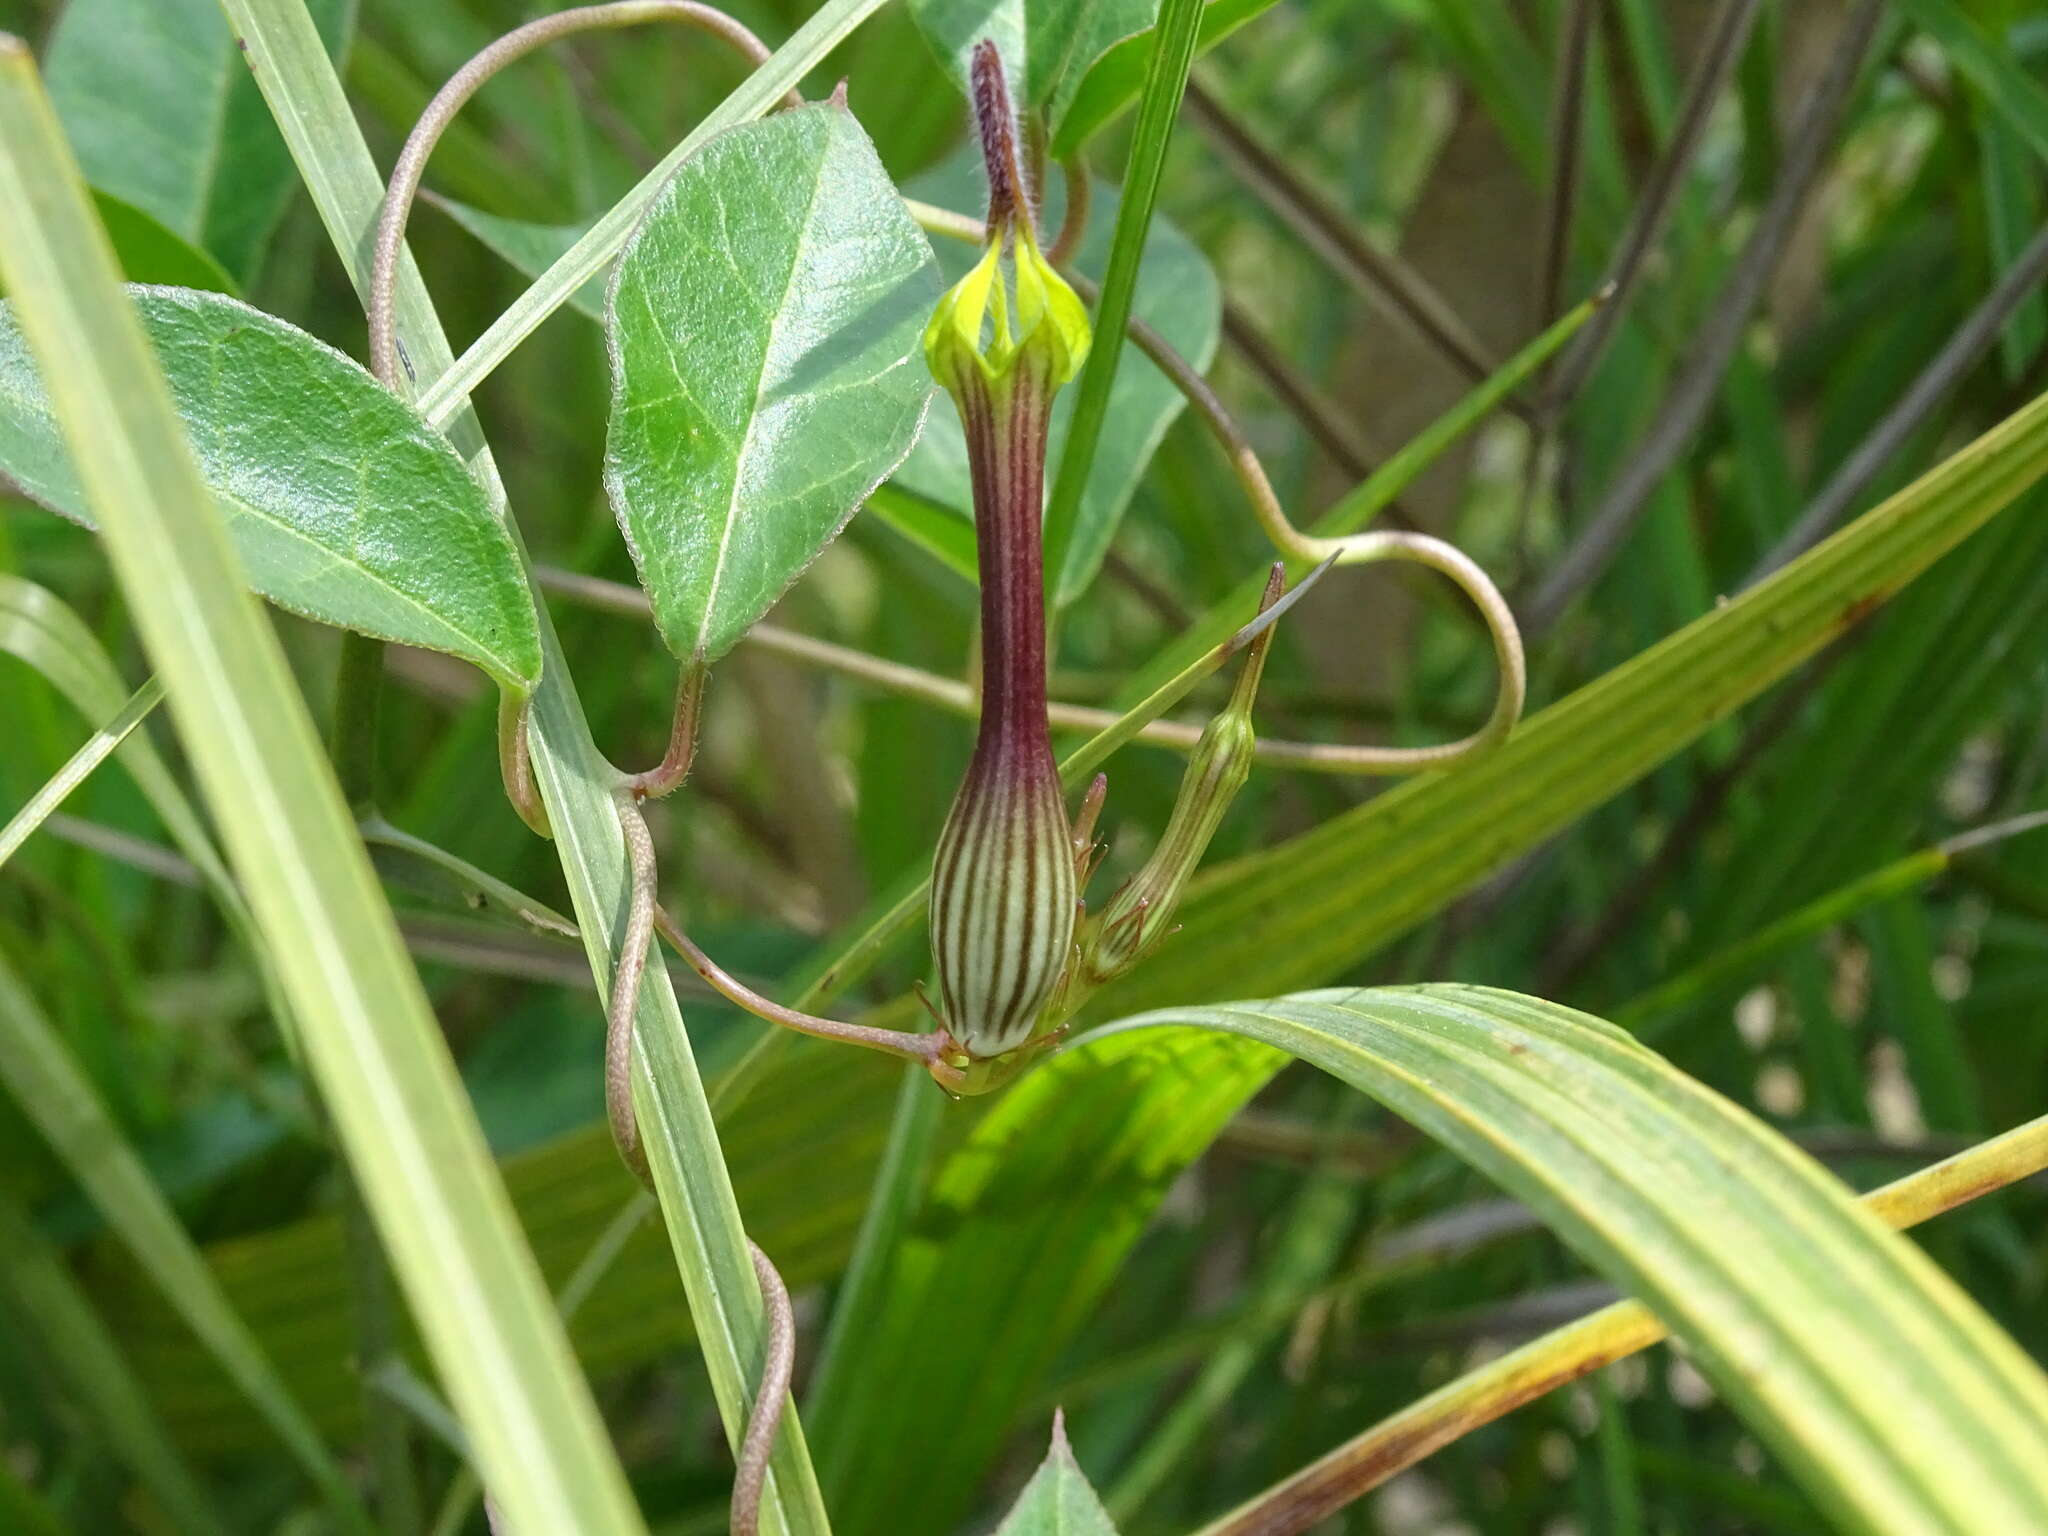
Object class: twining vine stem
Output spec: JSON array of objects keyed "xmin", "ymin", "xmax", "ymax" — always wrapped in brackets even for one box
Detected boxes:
[
  {"xmin": 362, "ymin": 8, "xmax": 814, "ymax": 1527},
  {"xmin": 362, "ymin": 0, "xmax": 796, "ymax": 838},
  {"xmin": 365, "ymin": 0, "xmax": 792, "ymax": 393},
  {"xmin": 730, "ymin": 1242, "xmax": 796, "ymax": 1536},
  {"xmin": 535, "ymin": 565, "xmax": 1507, "ymax": 774}
]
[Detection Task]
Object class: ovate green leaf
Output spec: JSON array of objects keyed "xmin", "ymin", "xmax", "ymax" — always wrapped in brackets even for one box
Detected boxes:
[
  {"xmin": 605, "ymin": 104, "xmax": 940, "ymax": 661},
  {"xmin": 0, "ymin": 287, "xmax": 542, "ymax": 692},
  {"xmin": 995, "ymin": 1416, "xmax": 1120, "ymax": 1536},
  {"xmin": 43, "ymin": 0, "xmax": 352, "ymax": 281}
]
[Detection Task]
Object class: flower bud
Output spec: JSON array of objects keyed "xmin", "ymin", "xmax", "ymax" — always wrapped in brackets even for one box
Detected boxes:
[
  {"xmin": 925, "ymin": 42, "xmax": 1094, "ymax": 1077},
  {"xmin": 922, "ymin": 42, "xmax": 1091, "ymax": 406},
  {"xmin": 1076, "ymin": 567, "xmax": 1281, "ymax": 990}
]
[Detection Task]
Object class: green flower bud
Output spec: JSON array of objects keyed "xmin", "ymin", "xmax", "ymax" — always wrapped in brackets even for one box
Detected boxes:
[
  {"xmin": 1076, "ymin": 568, "xmax": 1282, "ymax": 990},
  {"xmin": 922, "ymin": 41, "xmax": 1091, "ymax": 405}
]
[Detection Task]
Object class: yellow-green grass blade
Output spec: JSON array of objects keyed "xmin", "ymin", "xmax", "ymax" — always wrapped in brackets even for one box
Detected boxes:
[
  {"xmin": 216, "ymin": 1, "xmax": 861, "ymax": 1522},
  {"xmin": 0, "ymin": 675, "xmax": 160, "ymax": 871},
  {"xmin": 1194, "ymin": 1108, "xmax": 2048, "ymax": 1535},
  {"xmin": 0, "ymin": 950, "xmax": 370, "ymax": 1528},
  {"xmin": 0, "ymin": 38, "xmax": 643, "ymax": 1536},
  {"xmin": 1096, "ymin": 986, "xmax": 2048, "ymax": 1535}
]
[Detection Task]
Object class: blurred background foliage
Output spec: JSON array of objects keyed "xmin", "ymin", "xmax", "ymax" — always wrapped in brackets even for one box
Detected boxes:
[{"xmin": 0, "ymin": 0, "xmax": 2045, "ymax": 1530}]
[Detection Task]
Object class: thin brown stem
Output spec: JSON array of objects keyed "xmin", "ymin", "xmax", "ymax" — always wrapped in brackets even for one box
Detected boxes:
[
  {"xmin": 1219, "ymin": 301, "xmax": 1375, "ymax": 485},
  {"xmin": 1096, "ymin": 292, "xmax": 1527, "ymax": 768},
  {"xmin": 1522, "ymin": 0, "xmax": 1886, "ymax": 633},
  {"xmin": 1548, "ymin": 0, "xmax": 1765, "ymax": 408},
  {"xmin": 606, "ymin": 791, "xmax": 661, "ymax": 1183},
  {"xmin": 1752, "ymin": 218, "xmax": 2048, "ymax": 579},
  {"xmin": 497, "ymin": 693, "xmax": 551, "ymax": 838},
  {"xmin": 1183, "ymin": 76, "xmax": 1512, "ymax": 410},
  {"xmin": 651, "ymin": 905, "xmax": 943, "ymax": 1067},
  {"xmin": 1535, "ymin": 0, "xmax": 1596, "ymax": 340},
  {"xmin": 534, "ymin": 566, "xmax": 1506, "ymax": 775},
  {"xmin": 1046, "ymin": 155, "xmax": 1092, "ymax": 266},
  {"xmin": 623, "ymin": 662, "xmax": 708, "ymax": 799},
  {"xmin": 367, "ymin": 0, "xmax": 790, "ymax": 393},
  {"xmin": 730, "ymin": 1242, "xmax": 795, "ymax": 1536}
]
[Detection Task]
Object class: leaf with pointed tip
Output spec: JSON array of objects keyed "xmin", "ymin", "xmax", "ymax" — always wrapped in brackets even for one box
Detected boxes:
[
  {"xmin": 907, "ymin": 0, "xmax": 1146, "ymax": 125},
  {"xmin": 605, "ymin": 105, "xmax": 940, "ymax": 662},
  {"xmin": 995, "ymin": 1417, "xmax": 1119, "ymax": 1536},
  {"xmin": 0, "ymin": 286, "xmax": 542, "ymax": 693},
  {"xmin": 1049, "ymin": 0, "xmax": 1279, "ymax": 156}
]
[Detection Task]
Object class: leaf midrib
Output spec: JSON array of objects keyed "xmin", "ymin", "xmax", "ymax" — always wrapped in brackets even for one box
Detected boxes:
[
  {"xmin": 694, "ymin": 115, "xmax": 836, "ymax": 658},
  {"xmin": 0, "ymin": 331, "xmax": 529, "ymax": 688}
]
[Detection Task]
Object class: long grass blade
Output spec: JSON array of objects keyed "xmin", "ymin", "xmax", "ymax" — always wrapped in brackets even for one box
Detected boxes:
[
  {"xmin": 0, "ymin": 676, "xmax": 160, "ymax": 871},
  {"xmin": 1195, "ymin": 1101, "xmax": 2048, "ymax": 1534},
  {"xmin": 0, "ymin": 38, "xmax": 644, "ymax": 1535},
  {"xmin": 1098, "ymin": 382, "xmax": 2048, "ymax": 1017},
  {"xmin": 1089, "ymin": 988, "xmax": 2048, "ymax": 1535},
  {"xmin": 214, "ymin": 3, "xmax": 832, "ymax": 1523},
  {"xmin": 1042, "ymin": 0, "xmax": 1203, "ymax": 598}
]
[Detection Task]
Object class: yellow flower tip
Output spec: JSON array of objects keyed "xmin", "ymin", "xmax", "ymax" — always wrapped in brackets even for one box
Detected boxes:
[{"xmin": 923, "ymin": 229, "xmax": 1092, "ymax": 397}]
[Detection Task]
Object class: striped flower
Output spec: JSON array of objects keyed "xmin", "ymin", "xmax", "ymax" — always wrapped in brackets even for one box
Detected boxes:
[{"xmin": 925, "ymin": 41, "xmax": 1093, "ymax": 1076}]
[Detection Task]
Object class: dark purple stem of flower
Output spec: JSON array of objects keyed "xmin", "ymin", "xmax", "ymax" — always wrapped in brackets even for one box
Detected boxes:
[
  {"xmin": 959, "ymin": 368, "xmax": 1057, "ymax": 781},
  {"xmin": 972, "ymin": 39, "xmax": 1028, "ymax": 236}
]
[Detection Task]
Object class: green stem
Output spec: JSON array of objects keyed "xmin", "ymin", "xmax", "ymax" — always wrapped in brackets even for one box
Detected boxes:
[{"xmin": 216, "ymin": 1, "xmax": 854, "ymax": 1526}]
